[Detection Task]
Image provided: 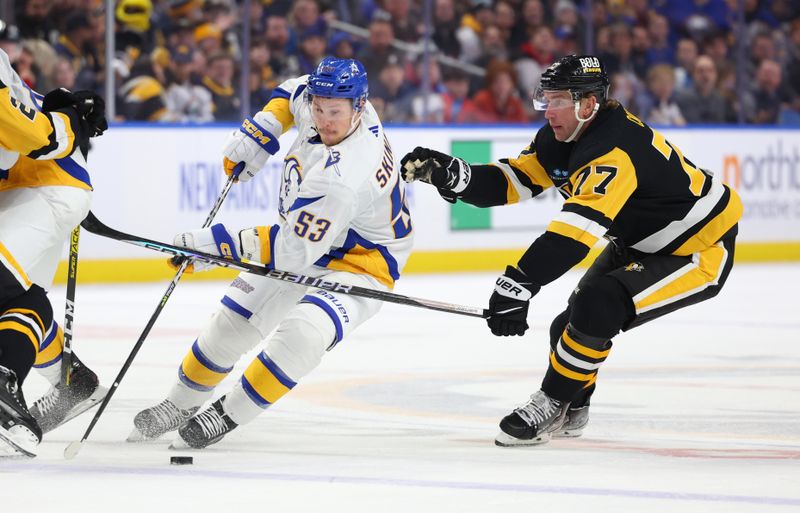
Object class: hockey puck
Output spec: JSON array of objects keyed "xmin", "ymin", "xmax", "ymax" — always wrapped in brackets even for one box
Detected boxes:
[{"xmin": 170, "ymin": 456, "xmax": 193, "ymax": 465}]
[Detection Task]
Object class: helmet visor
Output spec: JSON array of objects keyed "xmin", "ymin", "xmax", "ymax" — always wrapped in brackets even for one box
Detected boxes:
[{"xmin": 532, "ymin": 86, "xmax": 575, "ymax": 111}]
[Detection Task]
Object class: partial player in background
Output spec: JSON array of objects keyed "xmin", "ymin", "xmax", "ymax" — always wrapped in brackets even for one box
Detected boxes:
[
  {"xmin": 0, "ymin": 48, "xmax": 107, "ymax": 457},
  {"xmin": 401, "ymin": 55, "xmax": 742, "ymax": 447},
  {"xmin": 131, "ymin": 57, "xmax": 413, "ymax": 449}
]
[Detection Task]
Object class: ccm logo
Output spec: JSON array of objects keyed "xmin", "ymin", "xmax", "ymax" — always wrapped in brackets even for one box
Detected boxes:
[{"xmin": 242, "ymin": 119, "xmax": 272, "ymax": 146}]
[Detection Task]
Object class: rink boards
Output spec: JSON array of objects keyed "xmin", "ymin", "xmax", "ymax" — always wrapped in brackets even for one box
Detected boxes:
[{"xmin": 56, "ymin": 124, "xmax": 800, "ymax": 283}]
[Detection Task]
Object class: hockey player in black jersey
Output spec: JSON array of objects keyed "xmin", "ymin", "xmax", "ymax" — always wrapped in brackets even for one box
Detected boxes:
[{"xmin": 401, "ymin": 55, "xmax": 742, "ymax": 447}]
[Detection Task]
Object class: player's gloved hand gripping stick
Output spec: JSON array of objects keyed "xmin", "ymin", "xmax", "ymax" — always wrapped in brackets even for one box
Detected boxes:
[{"xmin": 64, "ymin": 170, "xmax": 239, "ymax": 459}]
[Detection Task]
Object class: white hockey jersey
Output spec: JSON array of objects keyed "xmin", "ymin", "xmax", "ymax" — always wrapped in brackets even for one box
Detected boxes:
[
  {"xmin": 254, "ymin": 76, "xmax": 413, "ymax": 288},
  {"xmin": 0, "ymin": 49, "xmax": 90, "ymax": 191}
]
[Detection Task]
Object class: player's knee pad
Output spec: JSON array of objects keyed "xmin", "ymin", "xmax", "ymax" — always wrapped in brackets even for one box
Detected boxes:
[
  {"xmin": 0, "ymin": 285, "xmax": 53, "ymax": 382},
  {"xmin": 570, "ymin": 276, "xmax": 633, "ymax": 340},
  {"xmin": 177, "ymin": 307, "xmax": 262, "ymax": 393},
  {"xmin": 549, "ymin": 307, "xmax": 571, "ymax": 351},
  {"xmin": 265, "ymin": 304, "xmax": 335, "ymax": 382}
]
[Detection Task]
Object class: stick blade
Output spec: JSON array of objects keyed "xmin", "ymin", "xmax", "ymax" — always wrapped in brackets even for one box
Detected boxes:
[{"xmin": 64, "ymin": 440, "xmax": 84, "ymax": 460}]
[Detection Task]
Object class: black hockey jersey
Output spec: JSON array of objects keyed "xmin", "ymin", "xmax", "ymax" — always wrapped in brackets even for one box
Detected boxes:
[{"xmin": 459, "ymin": 103, "xmax": 743, "ymax": 287}]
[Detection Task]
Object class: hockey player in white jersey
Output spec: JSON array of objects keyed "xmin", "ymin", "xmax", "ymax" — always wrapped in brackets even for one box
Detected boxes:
[
  {"xmin": 132, "ymin": 57, "xmax": 413, "ymax": 449},
  {"xmin": 0, "ymin": 48, "xmax": 107, "ymax": 457}
]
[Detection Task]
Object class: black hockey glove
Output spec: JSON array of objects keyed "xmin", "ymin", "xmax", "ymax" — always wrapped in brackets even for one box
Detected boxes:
[
  {"xmin": 42, "ymin": 88, "xmax": 108, "ymax": 138},
  {"xmin": 487, "ymin": 266, "xmax": 540, "ymax": 337},
  {"xmin": 400, "ymin": 146, "xmax": 471, "ymax": 203}
]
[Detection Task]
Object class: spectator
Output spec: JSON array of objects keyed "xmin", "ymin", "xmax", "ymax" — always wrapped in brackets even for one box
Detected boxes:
[
  {"xmin": 600, "ymin": 23, "xmax": 645, "ymax": 78},
  {"xmin": 356, "ymin": 15, "xmax": 401, "ymax": 80},
  {"xmin": 165, "ymin": 45, "xmax": 214, "ymax": 123},
  {"xmin": 290, "ymin": 0, "xmax": 326, "ymax": 39},
  {"xmin": 458, "ymin": 0, "xmax": 496, "ymax": 63},
  {"xmin": 14, "ymin": 45, "xmax": 40, "ymax": 89},
  {"xmin": 609, "ymin": 71, "xmax": 643, "ymax": 116},
  {"xmin": 674, "ymin": 37, "xmax": 699, "ymax": 89},
  {"xmin": 514, "ymin": 26, "xmax": 557, "ymax": 100},
  {"xmin": 647, "ymin": 14, "xmax": 675, "ymax": 65},
  {"xmin": 642, "ymin": 64, "xmax": 686, "ymax": 126},
  {"xmin": 328, "ymin": 32, "xmax": 357, "ymax": 59},
  {"xmin": 441, "ymin": 67, "xmax": 472, "ymax": 122},
  {"xmin": 459, "ymin": 60, "xmax": 528, "ymax": 123},
  {"xmin": 54, "ymin": 12, "xmax": 94, "ymax": 73},
  {"xmin": 676, "ymin": 55, "xmax": 728, "ymax": 123},
  {"xmin": 371, "ymin": 54, "xmax": 413, "ymax": 123},
  {"xmin": 15, "ymin": 0, "xmax": 56, "ymax": 41},
  {"xmin": 555, "ymin": 25, "xmax": 580, "ymax": 57},
  {"xmin": 264, "ymin": 15, "xmax": 298, "ymax": 83},
  {"xmin": 743, "ymin": 59, "xmax": 789, "ymax": 124},
  {"xmin": 120, "ymin": 58, "xmax": 169, "ymax": 121},
  {"xmin": 0, "ymin": 21, "xmax": 21, "ymax": 65},
  {"xmin": 201, "ymin": 52, "xmax": 240, "ymax": 121},
  {"xmin": 432, "ymin": 0, "xmax": 462, "ymax": 58},
  {"xmin": 50, "ymin": 57, "xmax": 77, "ymax": 91},
  {"xmin": 194, "ymin": 22, "xmax": 223, "ymax": 58},
  {"xmin": 520, "ymin": 0, "xmax": 547, "ymax": 40},
  {"xmin": 384, "ymin": 0, "xmax": 421, "ymax": 43},
  {"xmin": 748, "ymin": 31, "xmax": 777, "ymax": 75},
  {"xmin": 495, "ymin": 1, "xmax": 519, "ymax": 47},
  {"xmin": 295, "ymin": 27, "xmax": 327, "ymax": 76},
  {"xmin": 410, "ymin": 57, "xmax": 448, "ymax": 123}
]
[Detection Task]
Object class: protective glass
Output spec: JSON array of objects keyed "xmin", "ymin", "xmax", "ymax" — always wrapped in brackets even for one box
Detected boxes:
[{"xmin": 532, "ymin": 87, "xmax": 574, "ymax": 111}]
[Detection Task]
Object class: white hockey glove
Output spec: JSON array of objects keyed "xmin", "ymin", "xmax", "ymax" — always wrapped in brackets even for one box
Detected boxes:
[
  {"xmin": 170, "ymin": 224, "xmax": 273, "ymax": 273},
  {"xmin": 400, "ymin": 146, "xmax": 471, "ymax": 203},
  {"xmin": 222, "ymin": 111, "xmax": 282, "ymax": 182}
]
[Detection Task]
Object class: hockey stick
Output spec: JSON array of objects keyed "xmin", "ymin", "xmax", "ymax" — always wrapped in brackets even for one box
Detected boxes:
[
  {"xmin": 64, "ymin": 174, "xmax": 236, "ymax": 459},
  {"xmin": 61, "ymin": 225, "xmax": 80, "ymax": 386},
  {"xmin": 78, "ymin": 210, "xmax": 490, "ymax": 319}
]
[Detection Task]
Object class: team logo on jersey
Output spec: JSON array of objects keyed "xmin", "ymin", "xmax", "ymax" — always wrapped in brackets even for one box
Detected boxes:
[
  {"xmin": 325, "ymin": 149, "xmax": 341, "ymax": 169},
  {"xmin": 624, "ymin": 262, "xmax": 644, "ymax": 272},
  {"xmin": 279, "ymin": 155, "xmax": 303, "ymax": 216}
]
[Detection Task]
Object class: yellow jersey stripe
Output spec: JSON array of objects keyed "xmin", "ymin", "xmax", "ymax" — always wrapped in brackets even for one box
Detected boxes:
[
  {"xmin": 562, "ymin": 329, "xmax": 611, "ymax": 359},
  {"xmin": 263, "ymin": 98, "xmax": 294, "ymax": 133},
  {"xmin": 0, "ymin": 241, "xmax": 32, "ymax": 287},
  {"xmin": 549, "ymin": 351, "xmax": 594, "ymax": 381},
  {"xmin": 547, "ymin": 220, "xmax": 600, "ymax": 248}
]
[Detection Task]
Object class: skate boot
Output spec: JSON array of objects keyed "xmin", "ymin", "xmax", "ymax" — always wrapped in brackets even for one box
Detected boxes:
[
  {"xmin": 553, "ymin": 404, "xmax": 589, "ymax": 438},
  {"xmin": 128, "ymin": 399, "xmax": 198, "ymax": 441},
  {"xmin": 495, "ymin": 389, "xmax": 569, "ymax": 447},
  {"xmin": 174, "ymin": 399, "xmax": 237, "ymax": 449},
  {"xmin": 0, "ymin": 365, "xmax": 42, "ymax": 458},
  {"xmin": 30, "ymin": 354, "xmax": 106, "ymax": 433}
]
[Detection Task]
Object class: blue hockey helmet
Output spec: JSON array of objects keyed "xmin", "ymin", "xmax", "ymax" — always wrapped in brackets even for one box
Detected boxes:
[{"xmin": 307, "ymin": 57, "xmax": 369, "ymax": 112}]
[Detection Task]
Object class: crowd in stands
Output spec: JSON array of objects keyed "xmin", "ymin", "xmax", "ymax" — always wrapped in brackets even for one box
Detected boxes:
[{"xmin": 1, "ymin": 0, "xmax": 799, "ymax": 125}]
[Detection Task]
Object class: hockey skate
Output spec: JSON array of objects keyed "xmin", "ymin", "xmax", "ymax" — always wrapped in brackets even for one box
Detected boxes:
[
  {"xmin": 495, "ymin": 390, "xmax": 570, "ymax": 447},
  {"xmin": 0, "ymin": 366, "xmax": 42, "ymax": 458},
  {"xmin": 30, "ymin": 355, "xmax": 107, "ymax": 433},
  {"xmin": 553, "ymin": 404, "xmax": 589, "ymax": 438},
  {"xmin": 128, "ymin": 399, "xmax": 198, "ymax": 442},
  {"xmin": 172, "ymin": 399, "xmax": 237, "ymax": 450}
]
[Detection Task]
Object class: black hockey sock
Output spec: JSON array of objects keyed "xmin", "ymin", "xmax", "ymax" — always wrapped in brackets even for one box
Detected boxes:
[{"xmin": 0, "ymin": 335, "xmax": 37, "ymax": 384}]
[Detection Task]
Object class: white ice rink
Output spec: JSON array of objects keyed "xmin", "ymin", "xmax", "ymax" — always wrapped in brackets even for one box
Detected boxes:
[{"xmin": 2, "ymin": 264, "xmax": 799, "ymax": 512}]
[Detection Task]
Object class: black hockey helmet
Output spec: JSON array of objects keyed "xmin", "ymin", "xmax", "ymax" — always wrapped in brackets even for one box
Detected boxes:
[{"xmin": 533, "ymin": 55, "xmax": 610, "ymax": 110}]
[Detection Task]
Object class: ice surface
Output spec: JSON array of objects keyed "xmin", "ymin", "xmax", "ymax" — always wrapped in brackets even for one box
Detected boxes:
[{"xmin": 2, "ymin": 264, "xmax": 798, "ymax": 512}]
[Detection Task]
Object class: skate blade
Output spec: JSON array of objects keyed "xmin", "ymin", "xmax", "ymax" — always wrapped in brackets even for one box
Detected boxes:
[
  {"xmin": 494, "ymin": 431, "xmax": 552, "ymax": 447},
  {"xmin": 552, "ymin": 428, "xmax": 584, "ymax": 438},
  {"xmin": 0, "ymin": 426, "xmax": 37, "ymax": 459},
  {"xmin": 50, "ymin": 386, "xmax": 110, "ymax": 433}
]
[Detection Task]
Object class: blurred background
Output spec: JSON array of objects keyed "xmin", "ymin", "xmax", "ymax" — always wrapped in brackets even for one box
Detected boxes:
[
  {"xmin": 1, "ymin": 0, "xmax": 797, "ymax": 282},
  {"xmin": 1, "ymin": 0, "xmax": 799, "ymax": 126}
]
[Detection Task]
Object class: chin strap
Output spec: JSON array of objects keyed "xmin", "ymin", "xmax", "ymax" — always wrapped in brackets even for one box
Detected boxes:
[{"xmin": 564, "ymin": 101, "xmax": 600, "ymax": 143}]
